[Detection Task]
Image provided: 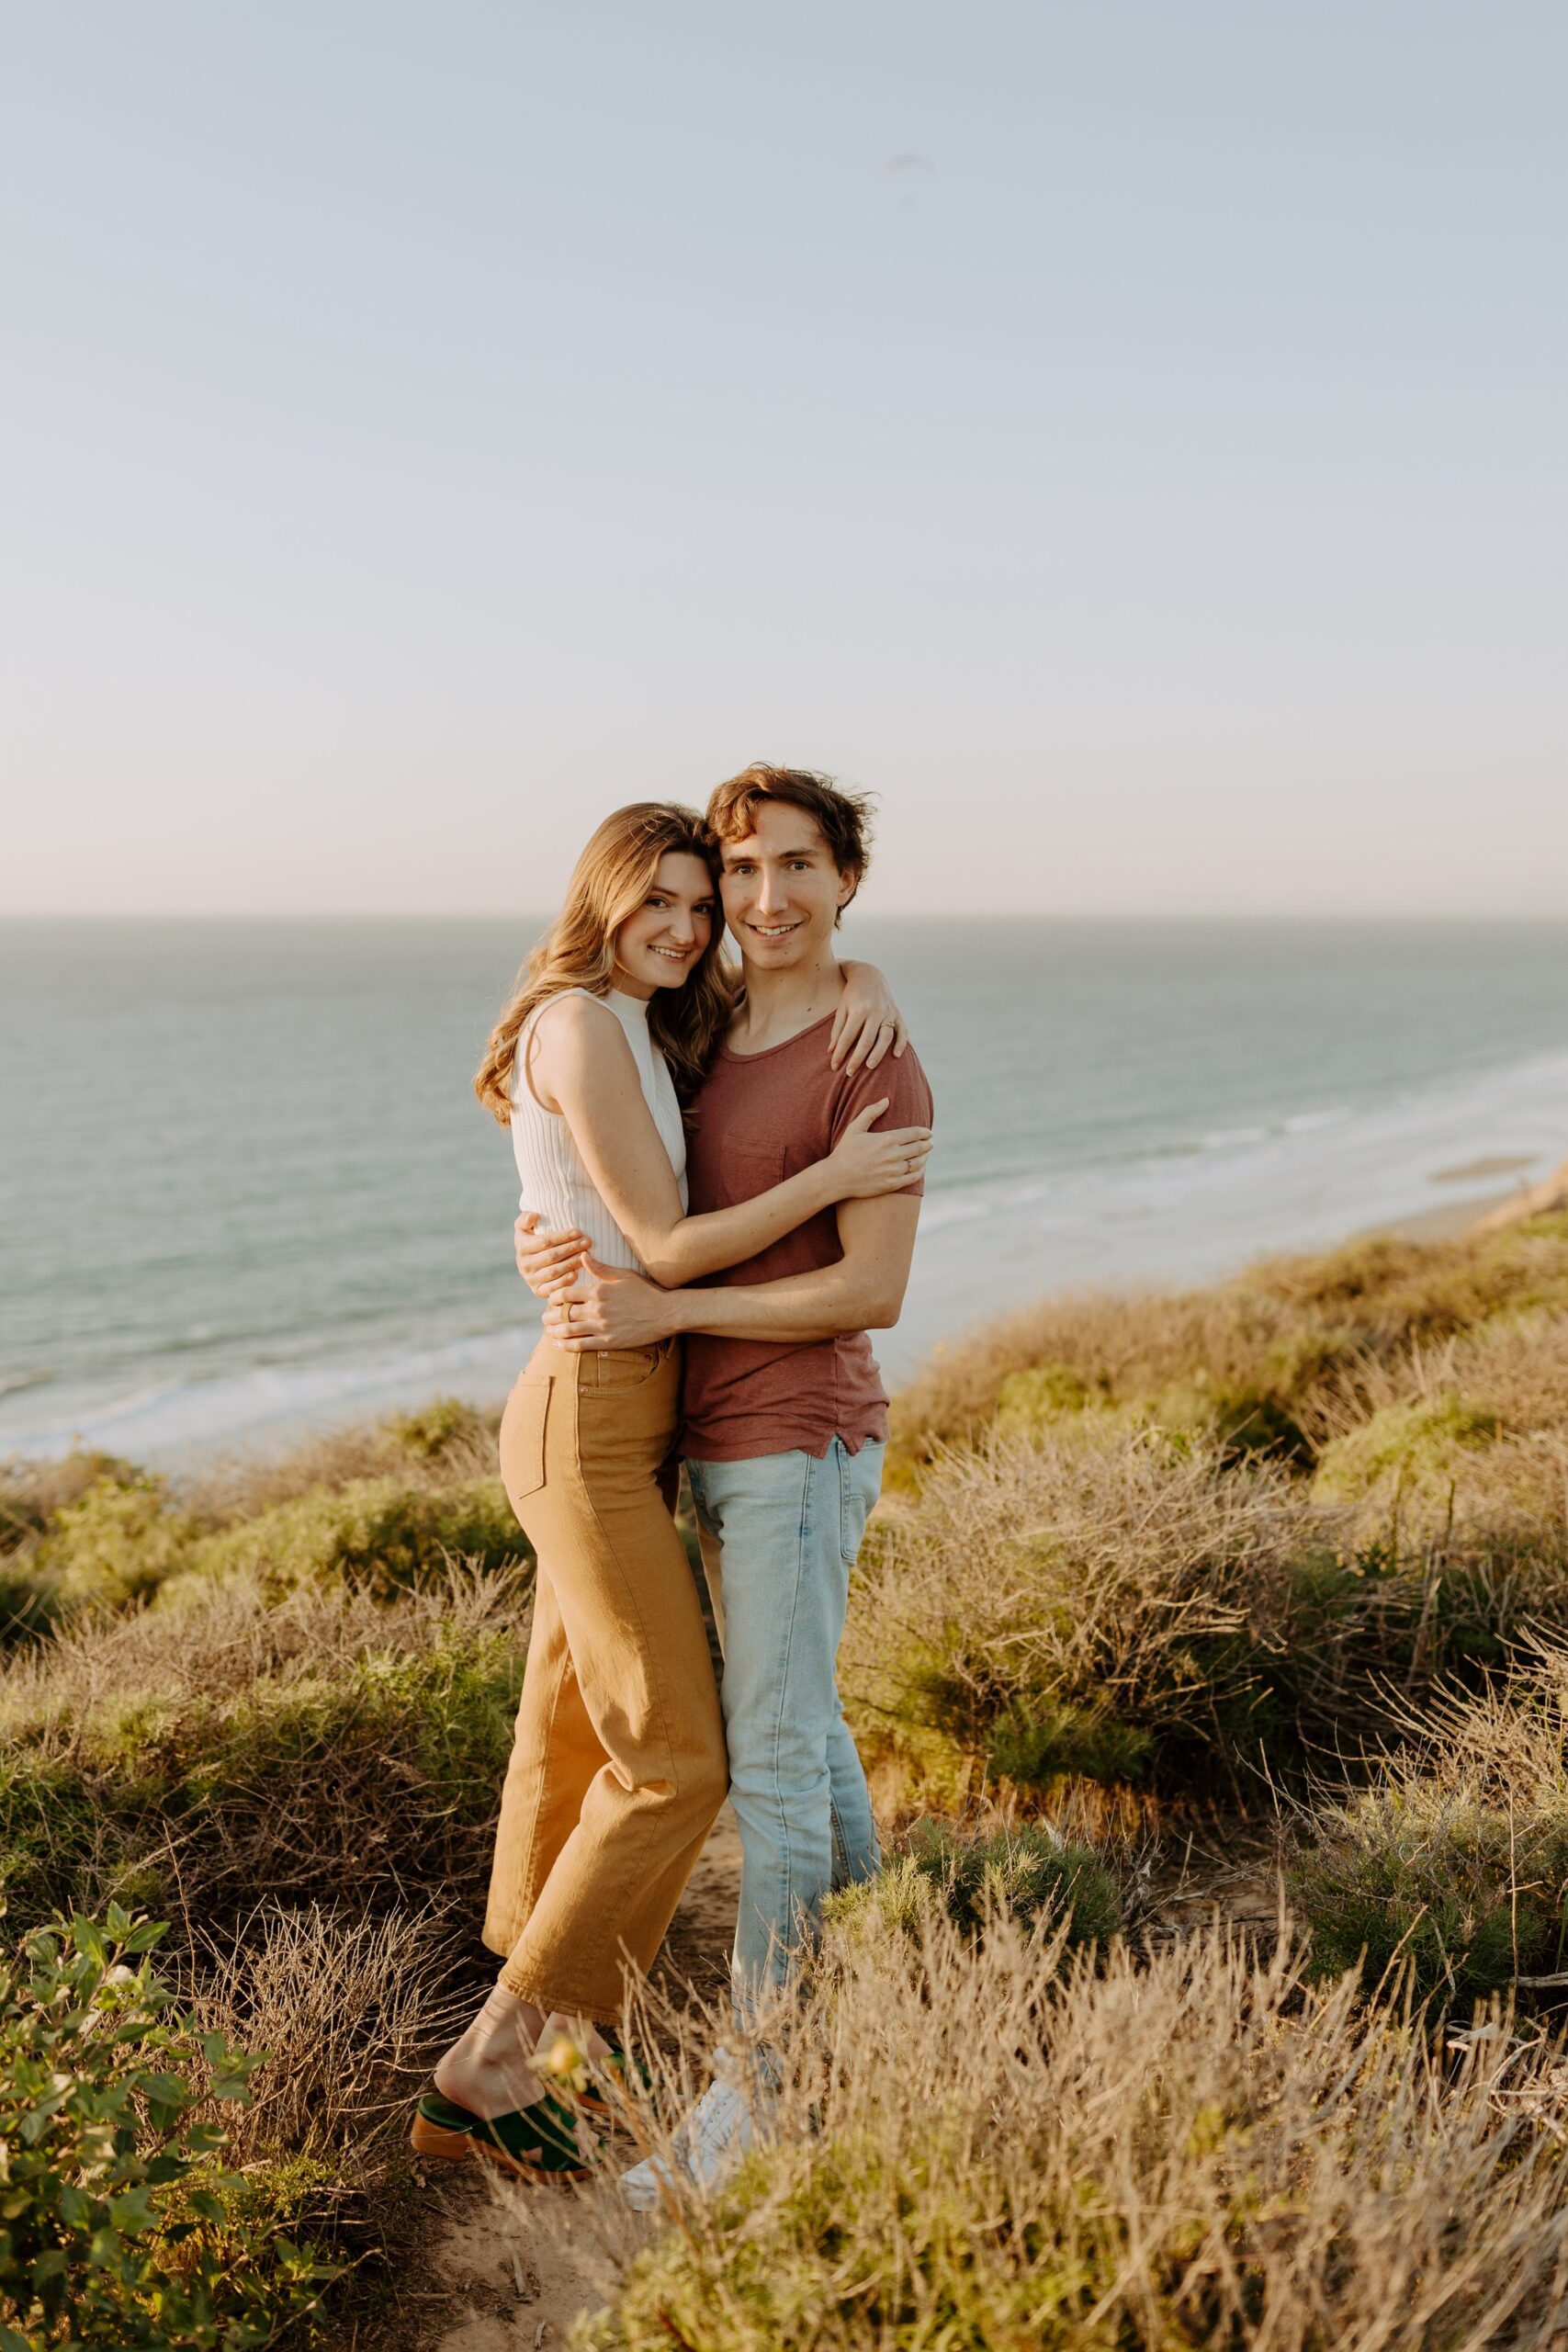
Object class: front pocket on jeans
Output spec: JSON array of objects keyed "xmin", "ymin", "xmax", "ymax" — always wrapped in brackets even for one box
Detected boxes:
[
  {"xmin": 587, "ymin": 1343, "xmax": 669, "ymax": 1393},
  {"xmin": 502, "ymin": 1376, "xmax": 553, "ymax": 1503}
]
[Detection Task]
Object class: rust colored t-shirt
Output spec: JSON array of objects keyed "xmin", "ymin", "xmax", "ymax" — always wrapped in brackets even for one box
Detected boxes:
[{"xmin": 678, "ymin": 1015, "xmax": 934, "ymax": 1462}]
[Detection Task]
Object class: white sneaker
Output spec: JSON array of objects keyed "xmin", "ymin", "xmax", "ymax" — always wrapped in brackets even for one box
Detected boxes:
[{"xmin": 617, "ymin": 2075, "xmax": 756, "ymax": 2211}]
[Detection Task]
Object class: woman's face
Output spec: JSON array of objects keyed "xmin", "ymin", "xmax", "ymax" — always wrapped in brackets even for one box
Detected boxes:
[{"xmin": 612, "ymin": 851, "xmax": 716, "ymax": 998}]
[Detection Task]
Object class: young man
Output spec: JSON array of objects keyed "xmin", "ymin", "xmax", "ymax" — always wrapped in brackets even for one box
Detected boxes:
[{"xmin": 517, "ymin": 764, "xmax": 932, "ymax": 2187}]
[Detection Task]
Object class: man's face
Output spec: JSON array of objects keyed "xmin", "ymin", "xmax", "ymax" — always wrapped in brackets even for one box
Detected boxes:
[{"xmin": 717, "ymin": 799, "xmax": 855, "ymax": 971}]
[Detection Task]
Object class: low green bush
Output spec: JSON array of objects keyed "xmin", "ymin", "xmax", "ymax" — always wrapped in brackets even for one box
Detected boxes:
[
  {"xmin": 0, "ymin": 1577, "xmax": 525, "ymax": 1937},
  {"xmin": 0, "ymin": 1456, "xmax": 139, "ymax": 1560},
  {"xmin": 174, "ymin": 1475, "xmax": 525, "ymax": 1601},
  {"xmin": 0, "ymin": 1907, "xmax": 329, "ymax": 2349},
  {"xmin": 827, "ymin": 1817, "xmax": 1122, "ymax": 1950},
  {"xmin": 993, "ymin": 1361, "xmax": 1098, "ymax": 1431},
  {"xmin": 1313, "ymin": 1394, "xmax": 1502, "ymax": 1508},
  {"xmin": 845, "ymin": 1425, "xmax": 1329, "ymax": 1800},
  {"xmin": 2, "ymin": 1413, "xmax": 523, "ymax": 1638},
  {"xmin": 1293, "ymin": 1785, "xmax": 1568, "ymax": 2012},
  {"xmin": 380, "ymin": 1396, "xmax": 493, "ymax": 1462},
  {"xmin": 28, "ymin": 1475, "xmax": 197, "ymax": 1616},
  {"xmin": 1292, "ymin": 1639, "xmax": 1568, "ymax": 2009}
]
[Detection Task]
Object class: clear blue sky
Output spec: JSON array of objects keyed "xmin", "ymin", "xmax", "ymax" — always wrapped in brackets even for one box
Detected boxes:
[{"xmin": 5, "ymin": 2, "xmax": 1564, "ymax": 915}]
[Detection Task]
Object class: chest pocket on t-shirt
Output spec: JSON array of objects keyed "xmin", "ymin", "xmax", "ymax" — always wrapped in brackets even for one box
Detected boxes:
[{"xmin": 715, "ymin": 1144, "xmax": 787, "ymax": 1210}]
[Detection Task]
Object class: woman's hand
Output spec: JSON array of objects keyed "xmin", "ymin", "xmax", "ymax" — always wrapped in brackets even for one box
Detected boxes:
[
  {"xmin": 543, "ymin": 1263, "xmax": 678, "ymax": 1350},
  {"xmin": 824, "ymin": 1101, "xmax": 934, "ymax": 1198},
  {"xmin": 514, "ymin": 1210, "xmax": 591, "ymax": 1298},
  {"xmin": 831, "ymin": 963, "xmax": 909, "ymax": 1073}
]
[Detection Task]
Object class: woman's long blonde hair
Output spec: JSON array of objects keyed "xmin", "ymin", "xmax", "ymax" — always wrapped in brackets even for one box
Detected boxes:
[{"xmin": 474, "ymin": 801, "xmax": 735, "ymax": 1124}]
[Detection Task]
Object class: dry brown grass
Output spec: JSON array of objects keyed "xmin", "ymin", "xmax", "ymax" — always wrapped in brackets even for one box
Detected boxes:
[
  {"xmin": 0, "ymin": 1555, "xmax": 524, "ymax": 1743},
  {"xmin": 184, "ymin": 1396, "xmax": 502, "ymax": 1526},
  {"xmin": 190, "ymin": 1899, "xmax": 468, "ymax": 2171},
  {"xmin": 1450, "ymin": 1310, "xmax": 1568, "ymax": 1430},
  {"xmin": 890, "ymin": 1284, "xmax": 1314, "ymax": 1462},
  {"xmin": 847, "ymin": 1420, "xmax": 1326, "ymax": 1802},
  {"xmin": 1308, "ymin": 1308, "xmax": 1568, "ymax": 1450},
  {"xmin": 1306, "ymin": 1312, "xmax": 1568, "ymax": 1567},
  {"xmin": 565, "ymin": 1908, "xmax": 1568, "ymax": 2350},
  {"xmin": 891, "ymin": 1216, "xmax": 1568, "ymax": 1471},
  {"xmin": 0, "ymin": 1559, "xmax": 528, "ymax": 1939}
]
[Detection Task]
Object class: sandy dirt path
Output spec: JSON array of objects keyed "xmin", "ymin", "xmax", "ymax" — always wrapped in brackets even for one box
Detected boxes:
[{"xmin": 416, "ymin": 1805, "xmax": 743, "ymax": 2351}]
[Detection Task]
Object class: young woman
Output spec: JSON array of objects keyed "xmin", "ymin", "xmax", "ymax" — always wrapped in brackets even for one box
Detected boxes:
[{"xmin": 411, "ymin": 801, "xmax": 929, "ymax": 2180}]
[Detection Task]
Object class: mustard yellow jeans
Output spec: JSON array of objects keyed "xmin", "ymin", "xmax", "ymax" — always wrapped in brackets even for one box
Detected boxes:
[{"xmin": 483, "ymin": 1334, "xmax": 728, "ymax": 2024}]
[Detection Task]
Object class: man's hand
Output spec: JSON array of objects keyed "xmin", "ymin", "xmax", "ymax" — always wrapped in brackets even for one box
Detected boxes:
[
  {"xmin": 543, "ymin": 1262, "xmax": 682, "ymax": 1351},
  {"xmin": 514, "ymin": 1209, "xmax": 591, "ymax": 1298}
]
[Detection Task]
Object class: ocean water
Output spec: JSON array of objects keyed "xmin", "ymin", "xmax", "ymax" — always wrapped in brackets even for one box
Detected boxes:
[{"xmin": 3, "ymin": 916, "xmax": 1567, "ymax": 1463}]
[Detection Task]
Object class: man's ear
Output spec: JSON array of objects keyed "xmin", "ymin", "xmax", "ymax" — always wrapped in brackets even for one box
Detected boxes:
[{"xmin": 836, "ymin": 865, "xmax": 862, "ymax": 912}]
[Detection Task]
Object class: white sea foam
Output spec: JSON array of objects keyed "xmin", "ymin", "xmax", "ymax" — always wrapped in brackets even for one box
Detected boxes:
[{"xmin": 1283, "ymin": 1104, "xmax": 1352, "ymax": 1134}]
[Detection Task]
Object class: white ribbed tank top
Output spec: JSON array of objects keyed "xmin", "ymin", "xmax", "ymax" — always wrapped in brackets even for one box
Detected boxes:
[{"xmin": 509, "ymin": 989, "xmax": 688, "ymax": 1275}]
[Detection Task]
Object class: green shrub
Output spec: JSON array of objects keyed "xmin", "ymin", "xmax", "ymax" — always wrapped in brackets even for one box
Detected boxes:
[
  {"xmin": 1, "ymin": 1422, "xmax": 523, "ymax": 1634},
  {"xmin": 1292, "ymin": 1640, "xmax": 1568, "ymax": 2009},
  {"xmin": 0, "ymin": 1572, "xmax": 525, "ymax": 1937},
  {"xmin": 0, "ymin": 1908, "xmax": 329, "ymax": 2348},
  {"xmin": 175, "ymin": 1475, "xmax": 525, "ymax": 1600},
  {"xmin": 380, "ymin": 1396, "xmax": 492, "ymax": 1463},
  {"xmin": 1293, "ymin": 1785, "xmax": 1568, "ymax": 2011},
  {"xmin": 994, "ymin": 1362, "xmax": 1096, "ymax": 1431},
  {"xmin": 827, "ymin": 1817, "xmax": 1122, "ymax": 1950},
  {"xmin": 0, "ymin": 1456, "xmax": 139, "ymax": 1560},
  {"xmin": 985, "ymin": 1690, "xmax": 1156, "ymax": 1787},
  {"xmin": 28, "ymin": 1476, "xmax": 196, "ymax": 1615},
  {"xmin": 1314, "ymin": 1394, "xmax": 1502, "ymax": 1508},
  {"xmin": 845, "ymin": 1425, "xmax": 1324, "ymax": 1799}
]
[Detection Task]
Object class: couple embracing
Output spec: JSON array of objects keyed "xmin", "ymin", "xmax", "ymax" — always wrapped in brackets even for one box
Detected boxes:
[{"xmin": 411, "ymin": 764, "xmax": 933, "ymax": 2201}]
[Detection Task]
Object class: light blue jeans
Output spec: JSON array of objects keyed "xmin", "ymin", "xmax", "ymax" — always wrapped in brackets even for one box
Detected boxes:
[{"xmin": 686, "ymin": 1440, "xmax": 885, "ymax": 2018}]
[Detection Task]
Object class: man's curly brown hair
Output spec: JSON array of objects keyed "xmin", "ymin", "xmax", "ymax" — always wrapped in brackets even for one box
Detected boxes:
[{"xmin": 705, "ymin": 763, "xmax": 875, "ymax": 922}]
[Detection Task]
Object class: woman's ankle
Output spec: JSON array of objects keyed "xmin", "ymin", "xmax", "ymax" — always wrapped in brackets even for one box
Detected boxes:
[
  {"xmin": 434, "ymin": 1997, "xmax": 546, "ymax": 2119},
  {"xmin": 536, "ymin": 2009, "xmax": 613, "ymax": 2067},
  {"xmin": 469, "ymin": 1984, "xmax": 545, "ymax": 2047}
]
